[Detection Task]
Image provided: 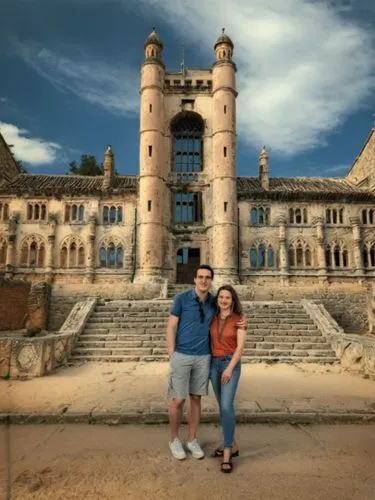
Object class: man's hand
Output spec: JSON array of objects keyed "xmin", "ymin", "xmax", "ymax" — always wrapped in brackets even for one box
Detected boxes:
[{"xmin": 236, "ymin": 316, "xmax": 248, "ymax": 331}]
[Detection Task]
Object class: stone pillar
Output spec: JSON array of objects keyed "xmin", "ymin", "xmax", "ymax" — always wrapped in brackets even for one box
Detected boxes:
[
  {"xmin": 211, "ymin": 29, "xmax": 239, "ymax": 284},
  {"xmin": 134, "ymin": 29, "xmax": 166, "ymax": 283},
  {"xmin": 5, "ymin": 215, "xmax": 17, "ymax": 278},
  {"xmin": 350, "ymin": 216, "xmax": 363, "ymax": 277},
  {"xmin": 277, "ymin": 216, "xmax": 288, "ymax": 283},
  {"xmin": 85, "ymin": 215, "xmax": 96, "ymax": 283},
  {"xmin": 45, "ymin": 218, "xmax": 57, "ymax": 283},
  {"xmin": 314, "ymin": 217, "xmax": 327, "ymax": 282}
]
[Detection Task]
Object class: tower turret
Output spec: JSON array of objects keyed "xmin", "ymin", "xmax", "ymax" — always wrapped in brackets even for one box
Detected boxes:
[
  {"xmin": 102, "ymin": 145, "xmax": 115, "ymax": 190},
  {"xmin": 211, "ymin": 29, "xmax": 239, "ymax": 283},
  {"xmin": 135, "ymin": 29, "xmax": 166, "ymax": 282},
  {"xmin": 259, "ymin": 146, "xmax": 269, "ymax": 190}
]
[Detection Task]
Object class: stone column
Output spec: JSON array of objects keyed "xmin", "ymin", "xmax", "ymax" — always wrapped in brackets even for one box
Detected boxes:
[
  {"xmin": 277, "ymin": 215, "xmax": 288, "ymax": 283},
  {"xmin": 5, "ymin": 215, "xmax": 17, "ymax": 278},
  {"xmin": 85, "ymin": 215, "xmax": 96, "ymax": 283},
  {"xmin": 350, "ymin": 216, "xmax": 363, "ymax": 277},
  {"xmin": 45, "ymin": 218, "xmax": 57, "ymax": 283},
  {"xmin": 314, "ymin": 217, "xmax": 327, "ymax": 282}
]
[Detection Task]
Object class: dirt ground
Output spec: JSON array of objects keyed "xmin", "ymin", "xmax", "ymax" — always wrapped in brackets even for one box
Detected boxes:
[
  {"xmin": 3, "ymin": 362, "xmax": 375, "ymax": 416},
  {"xmin": 1, "ymin": 423, "xmax": 375, "ymax": 500}
]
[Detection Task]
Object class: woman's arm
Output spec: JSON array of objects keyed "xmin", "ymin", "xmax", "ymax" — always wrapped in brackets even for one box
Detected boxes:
[{"xmin": 221, "ymin": 328, "xmax": 246, "ymax": 384}]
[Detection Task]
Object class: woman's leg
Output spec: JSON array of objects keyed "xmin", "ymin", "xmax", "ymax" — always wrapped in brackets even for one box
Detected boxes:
[
  {"xmin": 220, "ymin": 363, "xmax": 241, "ymax": 450},
  {"xmin": 209, "ymin": 357, "xmax": 223, "ymax": 445}
]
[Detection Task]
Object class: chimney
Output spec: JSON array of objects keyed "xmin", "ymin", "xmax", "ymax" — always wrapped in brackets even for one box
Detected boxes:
[
  {"xmin": 103, "ymin": 145, "xmax": 115, "ymax": 190},
  {"xmin": 259, "ymin": 146, "xmax": 269, "ymax": 190}
]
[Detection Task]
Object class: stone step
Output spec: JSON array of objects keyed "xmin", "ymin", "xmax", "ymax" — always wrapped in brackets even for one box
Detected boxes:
[{"xmin": 70, "ymin": 354, "xmax": 337, "ymax": 364}]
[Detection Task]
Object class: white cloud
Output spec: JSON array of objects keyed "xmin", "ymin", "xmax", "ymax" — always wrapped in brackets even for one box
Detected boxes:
[
  {"xmin": 11, "ymin": 40, "xmax": 139, "ymax": 116},
  {"xmin": 0, "ymin": 122, "xmax": 61, "ymax": 164},
  {"xmin": 0, "ymin": 97, "xmax": 8, "ymax": 104},
  {"xmin": 134, "ymin": 0, "xmax": 375, "ymax": 156}
]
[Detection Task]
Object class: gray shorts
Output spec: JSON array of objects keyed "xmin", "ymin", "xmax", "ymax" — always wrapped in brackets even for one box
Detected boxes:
[{"xmin": 168, "ymin": 352, "xmax": 211, "ymax": 399}]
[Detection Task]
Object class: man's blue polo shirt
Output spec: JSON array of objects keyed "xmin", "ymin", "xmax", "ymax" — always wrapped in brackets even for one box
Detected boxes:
[{"xmin": 170, "ymin": 289, "xmax": 216, "ymax": 356}]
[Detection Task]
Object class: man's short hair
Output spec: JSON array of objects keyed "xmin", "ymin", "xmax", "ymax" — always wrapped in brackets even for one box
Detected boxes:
[{"xmin": 195, "ymin": 264, "xmax": 214, "ymax": 280}]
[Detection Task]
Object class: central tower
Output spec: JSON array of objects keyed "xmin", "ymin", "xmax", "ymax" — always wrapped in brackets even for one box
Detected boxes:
[{"xmin": 135, "ymin": 29, "xmax": 239, "ymax": 284}]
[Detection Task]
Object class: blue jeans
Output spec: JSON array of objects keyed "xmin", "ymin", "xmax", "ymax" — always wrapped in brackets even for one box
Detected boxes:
[{"xmin": 210, "ymin": 355, "xmax": 241, "ymax": 449}]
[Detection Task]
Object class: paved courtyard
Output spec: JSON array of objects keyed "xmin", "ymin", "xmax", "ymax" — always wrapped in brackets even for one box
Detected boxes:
[
  {"xmin": 1, "ymin": 362, "xmax": 375, "ymax": 423},
  {"xmin": 1, "ymin": 423, "xmax": 375, "ymax": 499}
]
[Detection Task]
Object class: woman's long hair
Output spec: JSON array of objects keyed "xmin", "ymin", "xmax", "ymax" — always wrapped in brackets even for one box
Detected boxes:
[{"xmin": 215, "ymin": 285, "xmax": 243, "ymax": 315}]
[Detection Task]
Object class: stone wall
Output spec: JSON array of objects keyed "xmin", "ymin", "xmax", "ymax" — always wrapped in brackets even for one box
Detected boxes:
[
  {"xmin": 0, "ymin": 279, "xmax": 50, "ymax": 331},
  {"xmin": 0, "ymin": 279, "xmax": 30, "ymax": 330}
]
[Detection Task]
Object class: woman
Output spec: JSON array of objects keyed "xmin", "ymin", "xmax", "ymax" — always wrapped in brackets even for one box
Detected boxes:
[{"xmin": 210, "ymin": 285, "xmax": 246, "ymax": 473}]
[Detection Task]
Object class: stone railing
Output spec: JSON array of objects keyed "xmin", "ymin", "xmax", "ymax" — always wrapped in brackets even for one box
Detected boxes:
[
  {"xmin": 0, "ymin": 298, "xmax": 96, "ymax": 379},
  {"xmin": 302, "ymin": 299, "xmax": 375, "ymax": 378}
]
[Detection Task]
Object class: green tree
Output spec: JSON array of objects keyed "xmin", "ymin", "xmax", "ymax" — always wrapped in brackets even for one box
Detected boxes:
[{"xmin": 68, "ymin": 155, "xmax": 103, "ymax": 176}]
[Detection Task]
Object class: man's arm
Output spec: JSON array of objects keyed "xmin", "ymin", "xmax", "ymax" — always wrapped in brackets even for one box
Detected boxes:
[{"xmin": 166, "ymin": 314, "xmax": 179, "ymax": 358}]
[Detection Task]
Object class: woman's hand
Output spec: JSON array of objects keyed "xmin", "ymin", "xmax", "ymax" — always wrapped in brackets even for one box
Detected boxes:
[{"xmin": 221, "ymin": 367, "xmax": 233, "ymax": 384}]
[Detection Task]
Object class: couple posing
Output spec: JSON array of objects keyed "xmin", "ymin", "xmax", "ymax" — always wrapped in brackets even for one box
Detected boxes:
[{"xmin": 166, "ymin": 264, "xmax": 247, "ymax": 473}]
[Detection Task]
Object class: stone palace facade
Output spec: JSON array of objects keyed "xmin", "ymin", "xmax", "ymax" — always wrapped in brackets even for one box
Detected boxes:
[{"xmin": 1, "ymin": 29, "xmax": 375, "ymax": 288}]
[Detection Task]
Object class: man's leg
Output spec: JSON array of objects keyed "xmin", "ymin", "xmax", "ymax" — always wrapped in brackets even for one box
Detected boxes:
[
  {"xmin": 187, "ymin": 394, "xmax": 201, "ymax": 442},
  {"xmin": 185, "ymin": 354, "xmax": 210, "ymax": 459},
  {"xmin": 169, "ymin": 398, "xmax": 185, "ymax": 441}
]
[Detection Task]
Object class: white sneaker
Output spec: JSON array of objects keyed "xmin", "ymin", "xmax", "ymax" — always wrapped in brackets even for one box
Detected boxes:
[
  {"xmin": 169, "ymin": 439, "xmax": 187, "ymax": 460},
  {"xmin": 186, "ymin": 438, "xmax": 205, "ymax": 459}
]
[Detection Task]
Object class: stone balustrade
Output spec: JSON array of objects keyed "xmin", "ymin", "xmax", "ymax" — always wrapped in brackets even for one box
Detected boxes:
[
  {"xmin": 0, "ymin": 298, "xmax": 96, "ymax": 379},
  {"xmin": 302, "ymin": 299, "xmax": 375, "ymax": 378}
]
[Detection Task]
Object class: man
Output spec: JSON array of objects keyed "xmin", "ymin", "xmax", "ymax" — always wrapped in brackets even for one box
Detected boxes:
[
  {"xmin": 166, "ymin": 265, "xmax": 247, "ymax": 460},
  {"xmin": 166, "ymin": 264, "xmax": 216, "ymax": 460}
]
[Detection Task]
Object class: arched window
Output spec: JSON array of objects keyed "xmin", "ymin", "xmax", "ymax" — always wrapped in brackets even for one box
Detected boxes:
[
  {"xmin": 289, "ymin": 240, "xmax": 313, "ymax": 268},
  {"xmin": 98, "ymin": 240, "xmax": 124, "ymax": 268},
  {"xmin": 250, "ymin": 206, "xmax": 270, "ymax": 225},
  {"xmin": 19, "ymin": 236, "xmax": 45, "ymax": 268},
  {"xmin": 363, "ymin": 242, "xmax": 375, "ymax": 268},
  {"xmin": 171, "ymin": 112, "xmax": 204, "ymax": 176},
  {"xmin": 0, "ymin": 203, "xmax": 9, "ymax": 222},
  {"xmin": 60, "ymin": 237, "xmax": 85, "ymax": 268},
  {"xmin": 0, "ymin": 237, "xmax": 7, "ymax": 265},
  {"xmin": 326, "ymin": 242, "xmax": 349, "ymax": 269},
  {"xmin": 102, "ymin": 205, "xmax": 123, "ymax": 224},
  {"xmin": 249, "ymin": 243, "xmax": 275, "ymax": 268},
  {"xmin": 289, "ymin": 207, "xmax": 307, "ymax": 224}
]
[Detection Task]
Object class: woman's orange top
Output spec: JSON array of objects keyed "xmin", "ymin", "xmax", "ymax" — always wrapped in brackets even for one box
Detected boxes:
[{"xmin": 210, "ymin": 313, "xmax": 241, "ymax": 357}]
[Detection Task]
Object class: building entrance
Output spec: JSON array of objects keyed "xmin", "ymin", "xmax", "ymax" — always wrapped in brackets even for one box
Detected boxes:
[{"xmin": 176, "ymin": 248, "xmax": 200, "ymax": 283}]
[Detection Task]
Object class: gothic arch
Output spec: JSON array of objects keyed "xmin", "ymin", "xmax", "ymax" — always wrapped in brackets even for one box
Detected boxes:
[
  {"xmin": 288, "ymin": 237, "xmax": 313, "ymax": 267},
  {"xmin": 97, "ymin": 236, "xmax": 125, "ymax": 269},
  {"xmin": 60, "ymin": 234, "xmax": 85, "ymax": 268},
  {"xmin": 0, "ymin": 234, "xmax": 7, "ymax": 265},
  {"xmin": 19, "ymin": 234, "xmax": 46, "ymax": 268}
]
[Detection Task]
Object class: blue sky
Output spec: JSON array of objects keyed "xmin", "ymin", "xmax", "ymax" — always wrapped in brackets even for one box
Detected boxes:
[{"xmin": 0, "ymin": 0, "xmax": 374, "ymax": 178}]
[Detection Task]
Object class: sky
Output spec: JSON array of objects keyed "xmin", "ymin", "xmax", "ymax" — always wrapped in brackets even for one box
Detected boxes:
[{"xmin": 0, "ymin": 0, "xmax": 374, "ymax": 178}]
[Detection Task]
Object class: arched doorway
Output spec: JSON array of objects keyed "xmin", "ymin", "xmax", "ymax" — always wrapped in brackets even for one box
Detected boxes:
[{"xmin": 176, "ymin": 247, "xmax": 200, "ymax": 283}]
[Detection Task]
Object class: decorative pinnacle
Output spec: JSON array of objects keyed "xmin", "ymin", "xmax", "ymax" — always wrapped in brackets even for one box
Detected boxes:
[
  {"xmin": 260, "ymin": 145, "xmax": 268, "ymax": 157},
  {"xmin": 105, "ymin": 145, "xmax": 113, "ymax": 155}
]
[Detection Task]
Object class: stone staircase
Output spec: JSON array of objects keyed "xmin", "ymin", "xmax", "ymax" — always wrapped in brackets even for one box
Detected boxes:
[
  {"xmin": 167, "ymin": 284, "xmax": 188, "ymax": 299},
  {"xmin": 70, "ymin": 300, "xmax": 338, "ymax": 364}
]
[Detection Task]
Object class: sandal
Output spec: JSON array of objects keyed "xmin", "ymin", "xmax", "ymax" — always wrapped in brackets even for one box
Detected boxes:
[
  {"xmin": 212, "ymin": 447, "xmax": 239, "ymax": 458},
  {"xmin": 220, "ymin": 460, "xmax": 233, "ymax": 473}
]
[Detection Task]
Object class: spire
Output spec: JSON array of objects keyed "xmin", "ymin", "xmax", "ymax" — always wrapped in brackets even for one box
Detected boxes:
[
  {"xmin": 259, "ymin": 146, "xmax": 269, "ymax": 190},
  {"xmin": 144, "ymin": 28, "xmax": 164, "ymax": 62},
  {"xmin": 103, "ymin": 145, "xmax": 115, "ymax": 190}
]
